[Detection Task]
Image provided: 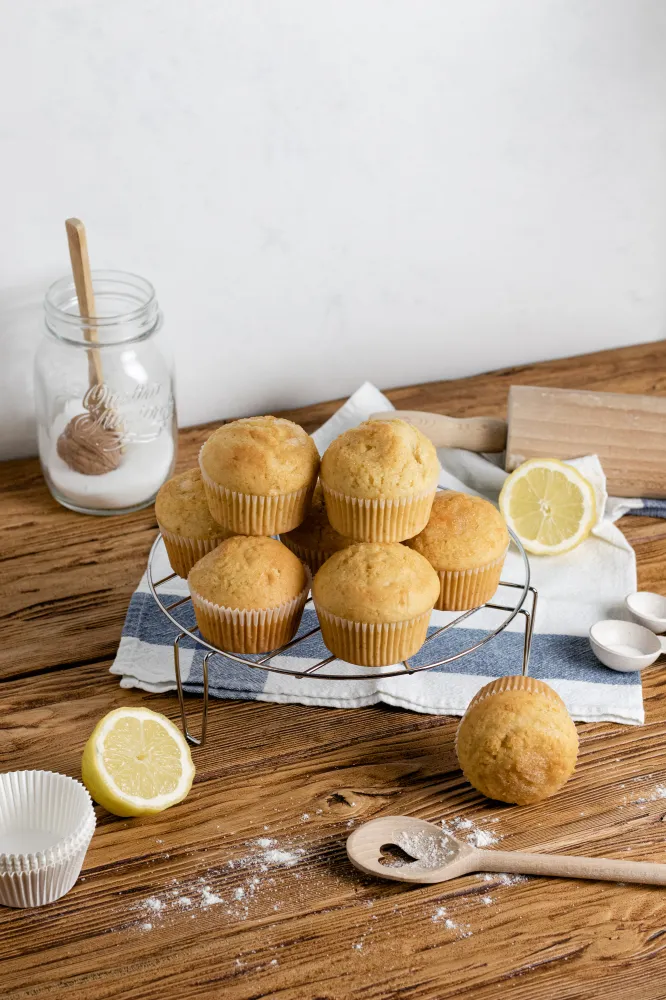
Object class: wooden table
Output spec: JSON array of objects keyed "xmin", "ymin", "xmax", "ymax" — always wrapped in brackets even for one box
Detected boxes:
[{"xmin": 3, "ymin": 341, "xmax": 666, "ymax": 1000}]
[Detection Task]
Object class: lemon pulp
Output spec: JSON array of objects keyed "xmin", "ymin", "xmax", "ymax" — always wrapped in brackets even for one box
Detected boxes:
[
  {"xmin": 499, "ymin": 459, "xmax": 596, "ymax": 556},
  {"xmin": 82, "ymin": 707, "xmax": 195, "ymax": 817}
]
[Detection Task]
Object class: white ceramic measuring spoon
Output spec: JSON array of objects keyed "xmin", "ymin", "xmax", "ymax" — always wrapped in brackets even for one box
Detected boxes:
[
  {"xmin": 589, "ymin": 619, "xmax": 666, "ymax": 672},
  {"xmin": 625, "ymin": 592, "xmax": 666, "ymax": 634},
  {"xmin": 346, "ymin": 816, "xmax": 666, "ymax": 886}
]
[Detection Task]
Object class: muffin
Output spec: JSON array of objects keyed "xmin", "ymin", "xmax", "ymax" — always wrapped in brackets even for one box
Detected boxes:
[
  {"xmin": 405, "ymin": 491, "xmax": 509, "ymax": 610},
  {"xmin": 280, "ymin": 482, "xmax": 354, "ymax": 573},
  {"xmin": 455, "ymin": 676, "xmax": 578, "ymax": 805},
  {"xmin": 320, "ymin": 419, "xmax": 439, "ymax": 542},
  {"xmin": 188, "ymin": 535, "xmax": 310, "ymax": 654},
  {"xmin": 312, "ymin": 542, "xmax": 440, "ymax": 666},
  {"xmin": 155, "ymin": 468, "xmax": 233, "ymax": 578},
  {"xmin": 199, "ymin": 416, "xmax": 319, "ymax": 536}
]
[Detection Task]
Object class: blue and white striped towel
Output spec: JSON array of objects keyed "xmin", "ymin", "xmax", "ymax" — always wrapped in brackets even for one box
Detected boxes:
[{"xmin": 112, "ymin": 382, "xmax": 654, "ymax": 725}]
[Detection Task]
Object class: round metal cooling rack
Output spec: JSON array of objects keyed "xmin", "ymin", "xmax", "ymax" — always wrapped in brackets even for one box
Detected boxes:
[{"xmin": 148, "ymin": 530, "xmax": 538, "ymax": 747}]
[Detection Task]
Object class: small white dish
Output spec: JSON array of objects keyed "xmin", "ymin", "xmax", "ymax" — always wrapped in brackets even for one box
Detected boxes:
[
  {"xmin": 0, "ymin": 771, "xmax": 96, "ymax": 907},
  {"xmin": 625, "ymin": 591, "xmax": 666, "ymax": 634},
  {"xmin": 589, "ymin": 619, "xmax": 666, "ymax": 672}
]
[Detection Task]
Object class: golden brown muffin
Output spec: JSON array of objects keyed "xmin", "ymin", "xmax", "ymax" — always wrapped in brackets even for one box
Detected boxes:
[
  {"xmin": 312, "ymin": 542, "xmax": 439, "ymax": 666},
  {"xmin": 188, "ymin": 536, "xmax": 310, "ymax": 654},
  {"xmin": 155, "ymin": 468, "xmax": 233, "ymax": 578},
  {"xmin": 405, "ymin": 491, "xmax": 509, "ymax": 610},
  {"xmin": 280, "ymin": 482, "xmax": 354, "ymax": 573},
  {"xmin": 320, "ymin": 419, "xmax": 439, "ymax": 542},
  {"xmin": 199, "ymin": 416, "xmax": 319, "ymax": 535},
  {"xmin": 455, "ymin": 676, "xmax": 579, "ymax": 805}
]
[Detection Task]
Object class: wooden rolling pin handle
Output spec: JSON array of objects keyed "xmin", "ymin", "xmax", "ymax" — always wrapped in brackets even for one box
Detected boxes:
[
  {"xmin": 478, "ymin": 849, "xmax": 666, "ymax": 887},
  {"xmin": 370, "ymin": 410, "xmax": 508, "ymax": 453}
]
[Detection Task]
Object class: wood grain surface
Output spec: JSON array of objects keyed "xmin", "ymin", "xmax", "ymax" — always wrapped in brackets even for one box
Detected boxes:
[
  {"xmin": 2, "ymin": 339, "xmax": 666, "ymax": 1000},
  {"xmin": 506, "ymin": 384, "xmax": 666, "ymax": 497}
]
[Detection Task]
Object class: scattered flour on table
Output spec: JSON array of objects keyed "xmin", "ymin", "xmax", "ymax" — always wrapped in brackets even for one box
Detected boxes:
[
  {"xmin": 130, "ymin": 835, "xmax": 306, "ymax": 932},
  {"xmin": 480, "ymin": 872, "xmax": 528, "ymax": 886},
  {"xmin": 628, "ymin": 783, "xmax": 666, "ymax": 806},
  {"xmin": 201, "ymin": 888, "xmax": 223, "ymax": 906},
  {"xmin": 431, "ymin": 906, "xmax": 471, "ymax": 938},
  {"xmin": 440, "ymin": 816, "xmax": 501, "ymax": 849}
]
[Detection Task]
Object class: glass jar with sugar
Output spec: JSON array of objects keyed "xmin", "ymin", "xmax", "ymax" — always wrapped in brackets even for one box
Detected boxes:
[{"xmin": 35, "ymin": 270, "xmax": 177, "ymax": 514}]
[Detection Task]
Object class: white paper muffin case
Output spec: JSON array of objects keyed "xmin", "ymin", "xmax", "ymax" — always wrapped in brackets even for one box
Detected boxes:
[{"xmin": 0, "ymin": 770, "xmax": 96, "ymax": 907}]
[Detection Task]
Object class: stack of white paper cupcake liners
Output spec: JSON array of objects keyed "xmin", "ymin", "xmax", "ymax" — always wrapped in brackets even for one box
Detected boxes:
[{"xmin": 0, "ymin": 770, "xmax": 96, "ymax": 908}]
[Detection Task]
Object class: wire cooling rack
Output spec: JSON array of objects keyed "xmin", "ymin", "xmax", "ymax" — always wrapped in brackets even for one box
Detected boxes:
[{"xmin": 148, "ymin": 530, "xmax": 538, "ymax": 746}]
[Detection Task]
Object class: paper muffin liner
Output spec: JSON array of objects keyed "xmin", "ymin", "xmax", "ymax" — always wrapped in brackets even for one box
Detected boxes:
[
  {"xmin": 320, "ymin": 481, "xmax": 437, "ymax": 542},
  {"xmin": 465, "ymin": 675, "xmax": 565, "ymax": 712},
  {"xmin": 199, "ymin": 451, "xmax": 314, "ymax": 535},
  {"xmin": 279, "ymin": 535, "xmax": 340, "ymax": 575},
  {"xmin": 435, "ymin": 549, "xmax": 508, "ymax": 611},
  {"xmin": 314, "ymin": 605, "xmax": 432, "ymax": 667},
  {"xmin": 0, "ymin": 771, "xmax": 96, "ymax": 907},
  {"xmin": 190, "ymin": 572, "xmax": 311, "ymax": 654},
  {"xmin": 158, "ymin": 525, "xmax": 231, "ymax": 579}
]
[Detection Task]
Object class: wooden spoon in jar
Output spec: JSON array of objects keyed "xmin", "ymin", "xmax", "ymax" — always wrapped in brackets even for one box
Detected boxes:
[
  {"xmin": 56, "ymin": 218, "xmax": 122, "ymax": 475},
  {"xmin": 347, "ymin": 816, "xmax": 666, "ymax": 886}
]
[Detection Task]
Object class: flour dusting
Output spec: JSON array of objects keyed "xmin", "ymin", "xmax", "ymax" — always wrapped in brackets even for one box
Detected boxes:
[
  {"xmin": 394, "ymin": 830, "xmax": 458, "ymax": 870},
  {"xmin": 440, "ymin": 815, "xmax": 501, "ymax": 849},
  {"xmin": 629, "ymin": 783, "xmax": 666, "ymax": 806},
  {"xmin": 131, "ymin": 835, "xmax": 306, "ymax": 932},
  {"xmin": 431, "ymin": 906, "xmax": 471, "ymax": 937},
  {"xmin": 480, "ymin": 872, "xmax": 528, "ymax": 886}
]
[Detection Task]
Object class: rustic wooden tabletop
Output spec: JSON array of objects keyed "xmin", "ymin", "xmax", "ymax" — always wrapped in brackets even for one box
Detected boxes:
[{"xmin": 2, "ymin": 340, "xmax": 666, "ymax": 1000}]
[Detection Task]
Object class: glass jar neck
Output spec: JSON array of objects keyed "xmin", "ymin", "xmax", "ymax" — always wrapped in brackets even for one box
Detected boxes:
[{"xmin": 44, "ymin": 270, "xmax": 160, "ymax": 346}]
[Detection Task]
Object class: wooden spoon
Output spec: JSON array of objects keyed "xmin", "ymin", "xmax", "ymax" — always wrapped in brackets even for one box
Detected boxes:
[
  {"xmin": 347, "ymin": 816, "xmax": 666, "ymax": 887},
  {"xmin": 56, "ymin": 219, "xmax": 122, "ymax": 475},
  {"xmin": 66, "ymin": 217, "xmax": 105, "ymax": 389}
]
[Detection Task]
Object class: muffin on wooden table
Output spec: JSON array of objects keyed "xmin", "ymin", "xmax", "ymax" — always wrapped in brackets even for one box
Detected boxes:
[
  {"xmin": 320, "ymin": 419, "xmax": 439, "ymax": 542},
  {"xmin": 280, "ymin": 482, "xmax": 354, "ymax": 573},
  {"xmin": 199, "ymin": 416, "xmax": 319, "ymax": 536},
  {"xmin": 312, "ymin": 542, "xmax": 440, "ymax": 666},
  {"xmin": 405, "ymin": 491, "xmax": 509, "ymax": 610},
  {"xmin": 455, "ymin": 676, "xmax": 578, "ymax": 805},
  {"xmin": 155, "ymin": 468, "xmax": 233, "ymax": 578},
  {"xmin": 188, "ymin": 535, "xmax": 310, "ymax": 654}
]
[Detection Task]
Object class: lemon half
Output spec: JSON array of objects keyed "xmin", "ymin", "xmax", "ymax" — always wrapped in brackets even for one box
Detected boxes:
[
  {"xmin": 499, "ymin": 458, "xmax": 596, "ymax": 556},
  {"xmin": 82, "ymin": 707, "xmax": 195, "ymax": 817}
]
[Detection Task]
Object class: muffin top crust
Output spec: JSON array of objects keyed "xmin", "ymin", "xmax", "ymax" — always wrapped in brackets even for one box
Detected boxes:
[
  {"xmin": 405, "ymin": 491, "xmax": 509, "ymax": 571},
  {"xmin": 156, "ymin": 468, "xmax": 229, "ymax": 539},
  {"xmin": 188, "ymin": 535, "xmax": 309, "ymax": 611},
  {"xmin": 312, "ymin": 542, "xmax": 440, "ymax": 623},
  {"xmin": 320, "ymin": 419, "xmax": 439, "ymax": 499},
  {"xmin": 200, "ymin": 416, "xmax": 319, "ymax": 496}
]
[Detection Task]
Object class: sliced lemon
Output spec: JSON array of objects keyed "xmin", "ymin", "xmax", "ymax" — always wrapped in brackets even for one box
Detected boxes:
[
  {"xmin": 499, "ymin": 458, "xmax": 596, "ymax": 556},
  {"xmin": 81, "ymin": 707, "xmax": 195, "ymax": 817}
]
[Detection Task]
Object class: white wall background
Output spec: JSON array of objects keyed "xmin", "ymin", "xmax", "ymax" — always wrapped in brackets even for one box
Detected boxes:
[{"xmin": 1, "ymin": 0, "xmax": 666, "ymax": 459}]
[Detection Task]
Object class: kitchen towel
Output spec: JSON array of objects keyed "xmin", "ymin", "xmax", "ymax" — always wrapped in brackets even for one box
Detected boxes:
[{"xmin": 111, "ymin": 382, "xmax": 645, "ymax": 724}]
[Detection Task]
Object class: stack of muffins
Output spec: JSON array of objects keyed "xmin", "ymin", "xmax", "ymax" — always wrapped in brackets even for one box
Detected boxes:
[{"xmin": 155, "ymin": 414, "xmax": 509, "ymax": 665}]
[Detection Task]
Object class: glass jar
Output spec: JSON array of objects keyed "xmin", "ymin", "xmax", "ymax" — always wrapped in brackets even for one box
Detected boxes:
[{"xmin": 35, "ymin": 270, "xmax": 177, "ymax": 515}]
